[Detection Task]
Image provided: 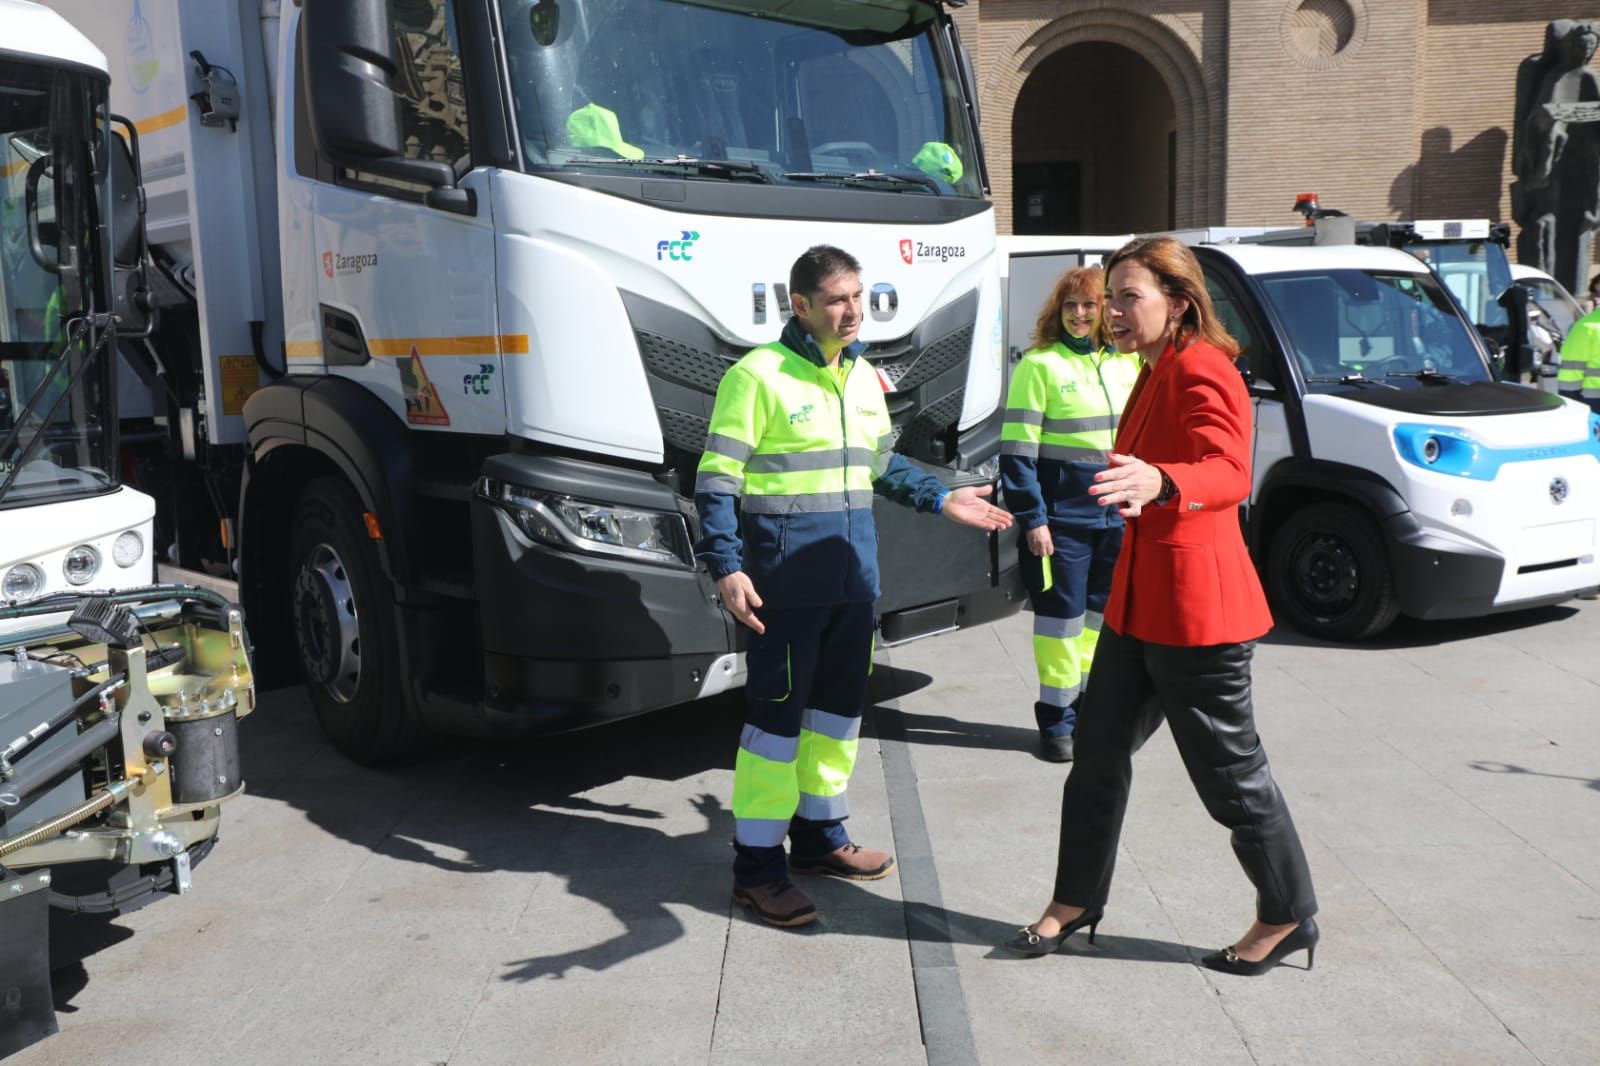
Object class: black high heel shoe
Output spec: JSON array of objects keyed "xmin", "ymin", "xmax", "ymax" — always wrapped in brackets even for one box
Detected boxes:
[
  {"xmin": 1200, "ymin": 916, "xmax": 1319, "ymax": 976},
  {"xmin": 1001, "ymin": 907, "xmax": 1104, "ymax": 956}
]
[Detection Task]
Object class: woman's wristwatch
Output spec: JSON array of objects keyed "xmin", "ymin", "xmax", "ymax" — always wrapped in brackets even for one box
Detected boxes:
[{"xmin": 1153, "ymin": 468, "xmax": 1177, "ymax": 505}]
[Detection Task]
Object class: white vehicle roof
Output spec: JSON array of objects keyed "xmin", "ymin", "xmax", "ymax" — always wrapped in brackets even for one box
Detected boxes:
[
  {"xmin": 0, "ymin": 0, "xmax": 107, "ymax": 73},
  {"xmin": 1509, "ymin": 263, "xmax": 1557, "ymax": 284},
  {"xmin": 1201, "ymin": 242, "xmax": 1433, "ymax": 277}
]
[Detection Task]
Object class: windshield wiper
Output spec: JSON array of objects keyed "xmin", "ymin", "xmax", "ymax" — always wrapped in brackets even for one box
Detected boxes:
[
  {"xmin": 1305, "ymin": 373, "xmax": 1397, "ymax": 388},
  {"xmin": 565, "ymin": 155, "xmax": 774, "ymax": 183},
  {"xmin": 1385, "ymin": 368, "xmax": 1457, "ymax": 384},
  {"xmin": 782, "ymin": 170, "xmax": 941, "ymax": 195}
]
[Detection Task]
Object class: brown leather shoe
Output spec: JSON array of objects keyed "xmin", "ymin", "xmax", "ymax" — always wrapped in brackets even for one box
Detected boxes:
[
  {"xmin": 789, "ymin": 843, "xmax": 896, "ymax": 881},
  {"xmin": 732, "ymin": 879, "xmax": 818, "ymax": 927}
]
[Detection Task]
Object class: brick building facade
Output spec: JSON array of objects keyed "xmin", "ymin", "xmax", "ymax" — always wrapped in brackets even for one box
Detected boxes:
[{"xmin": 960, "ymin": 0, "xmax": 1600, "ymax": 272}]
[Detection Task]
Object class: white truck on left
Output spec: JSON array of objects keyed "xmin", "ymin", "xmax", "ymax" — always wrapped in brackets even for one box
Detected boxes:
[{"xmin": 1, "ymin": 4, "xmax": 255, "ymax": 1056}]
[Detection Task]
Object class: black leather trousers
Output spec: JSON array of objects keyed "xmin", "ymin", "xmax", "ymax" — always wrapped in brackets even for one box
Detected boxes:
[{"xmin": 1053, "ymin": 626, "xmax": 1317, "ymax": 924}]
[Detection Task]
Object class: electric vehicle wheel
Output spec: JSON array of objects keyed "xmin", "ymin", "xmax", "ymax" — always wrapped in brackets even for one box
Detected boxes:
[
  {"xmin": 289, "ymin": 477, "xmax": 420, "ymax": 762},
  {"xmin": 1267, "ymin": 501, "xmax": 1400, "ymax": 641}
]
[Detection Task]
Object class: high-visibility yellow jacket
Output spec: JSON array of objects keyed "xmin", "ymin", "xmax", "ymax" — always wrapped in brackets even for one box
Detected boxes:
[
  {"xmin": 1558, "ymin": 306, "xmax": 1600, "ymax": 405},
  {"xmin": 694, "ymin": 318, "xmax": 947, "ymax": 608},
  {"xmin": 1000, "ymin": 341, "xmax": 1141, "ymax": 529}
]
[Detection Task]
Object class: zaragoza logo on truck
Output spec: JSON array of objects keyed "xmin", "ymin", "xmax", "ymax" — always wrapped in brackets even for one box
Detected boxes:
[
  {"xmin": 899, "ymin": 239, "xmax": 966, "ymax": 264},
  {"xmin": 321, "ymin": 251, "xmax": 379, "ymax": 278}
]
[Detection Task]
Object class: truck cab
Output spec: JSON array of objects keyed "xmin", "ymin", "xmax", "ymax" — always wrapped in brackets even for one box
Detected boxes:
[{"xmin": 35, "ymin": 0, "xmax": 1021, "ymax": 761}]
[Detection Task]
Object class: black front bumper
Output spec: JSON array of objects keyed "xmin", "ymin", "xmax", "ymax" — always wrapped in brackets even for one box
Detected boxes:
[
  {"xmin": 1387, "ymin": 512, "xmax": 1508, "ymax": 621},
  {"xmin": 460, "ymin": 454, "xmax": 1023, "ymax": 736}
]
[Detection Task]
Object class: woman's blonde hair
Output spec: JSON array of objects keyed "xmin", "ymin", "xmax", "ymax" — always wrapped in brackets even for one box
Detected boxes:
[
  {"xmin": 1104, "ymin": 236, "xmax": 1240, "ymax": 359},
  {"xmin": 1029, "ymin": 265, "xmax": 1110, "ymax": 351}
]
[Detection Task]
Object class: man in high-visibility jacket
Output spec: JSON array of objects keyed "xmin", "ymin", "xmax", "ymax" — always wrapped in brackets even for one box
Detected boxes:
[
  {"xmin": 695, "ymin": 245, "xmax": 1012, "ymax": 928},
  {"xmin": 1000, "ymin": 266, "xmax": 1140, "ymax": 762},
  {"xmin": 1558, "ymin": 303, "xmax": 1600, "ymax": 413}
]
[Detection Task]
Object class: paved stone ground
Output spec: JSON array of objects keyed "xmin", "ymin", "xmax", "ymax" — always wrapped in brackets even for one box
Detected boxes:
[{"xmin": 12, "ymin": 598, "xmax": 1600, "ymax": 1065}]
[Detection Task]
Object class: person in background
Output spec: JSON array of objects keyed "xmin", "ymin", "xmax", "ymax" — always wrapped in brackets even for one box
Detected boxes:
[
  {"xmin": 1002, "ymin": 236, "xmax": 1319, "ymax": 976},
  {"xmin": 1000, "ymin": 266, "xmax": 1139, "ymax": 761}
]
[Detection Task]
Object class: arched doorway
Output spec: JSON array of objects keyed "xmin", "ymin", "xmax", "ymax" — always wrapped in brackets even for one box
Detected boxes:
[{"xmin": 1010, "ymin": 42, "xmax": 1177, "ymax": 235}]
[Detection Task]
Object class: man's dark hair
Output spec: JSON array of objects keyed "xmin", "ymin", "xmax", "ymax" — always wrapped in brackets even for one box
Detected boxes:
[{"xmin": 790, "ymin": 245, "xmax": 862, "ymax": 298}]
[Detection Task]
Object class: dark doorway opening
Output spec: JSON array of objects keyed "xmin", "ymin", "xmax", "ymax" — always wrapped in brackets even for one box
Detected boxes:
[{"xmin": 1011, "ymin": 41, "xmax": 1177, "ymax": 234}]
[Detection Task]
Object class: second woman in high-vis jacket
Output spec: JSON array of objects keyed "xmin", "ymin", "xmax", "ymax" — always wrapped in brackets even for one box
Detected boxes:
[{"xmin": 1000, "ymin": 266, "xmax": 1140, "ymax": 761}]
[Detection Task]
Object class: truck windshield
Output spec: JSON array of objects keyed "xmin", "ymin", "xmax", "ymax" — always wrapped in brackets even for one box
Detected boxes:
[
  {"xmin": 1398, "ymin": 239, "xmax": 1513, "ymax": 333},
  {"xmin": 0, "ymin": 61, "xmax": 114, "ymax": 508},
  {"xmin": 497, "ymin": 0, "xmax": 982, "ymax": 197},
  {"xmin": 1257, "ymin": 269, "xmax": 1493, "ymax": 392}
]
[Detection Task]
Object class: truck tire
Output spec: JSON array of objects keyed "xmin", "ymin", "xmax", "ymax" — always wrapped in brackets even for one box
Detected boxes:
[
  {"xmin": 289, "ymin": 477, "xmax": 421, "ymax": 763},
  {"xmin": 1267, "ymin": 501, "xmax": 1401, "ymax": 641}
]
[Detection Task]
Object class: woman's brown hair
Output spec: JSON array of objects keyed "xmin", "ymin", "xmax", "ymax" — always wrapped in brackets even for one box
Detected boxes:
[
  {"xmin": 1104, "ymin": 236, "xmax": 1240, "ymax": 358},
  {"xmin": 1029, "ymin": 265, "xmax": 1110, "ymax": 351}
]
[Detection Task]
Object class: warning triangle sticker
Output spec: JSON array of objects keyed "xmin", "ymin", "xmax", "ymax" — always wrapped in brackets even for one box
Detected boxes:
[{"xmin": 400, "ymin": 345, "xmax": 450, "ymax": 426}]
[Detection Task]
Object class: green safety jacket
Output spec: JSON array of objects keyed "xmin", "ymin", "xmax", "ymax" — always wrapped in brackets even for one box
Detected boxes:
[
  {"xmin": 694, "ymin": 318, "xmax": 948, "ymax": 609},
  {"xmin": 1558, "ymin": 306, "xmax": 1600, "ymax": 405},
  {"xmin": 999, "ymin": 340, "xmax": 1141, "ymax": 530}
]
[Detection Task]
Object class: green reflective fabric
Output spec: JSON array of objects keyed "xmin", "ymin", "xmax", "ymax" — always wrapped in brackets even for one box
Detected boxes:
[
  {"xmin": 733, "ymin": 748, "xmax": 799, "ymax": 822},
  {"xmin": 796, "ymin": 729, "xmax": 856, "ymax": 797}
]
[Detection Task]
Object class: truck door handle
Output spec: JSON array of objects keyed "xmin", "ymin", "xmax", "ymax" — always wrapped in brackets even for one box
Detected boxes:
[{"xmin": 321, "ymin": 305, "xmax": 370, "ymax": 366}]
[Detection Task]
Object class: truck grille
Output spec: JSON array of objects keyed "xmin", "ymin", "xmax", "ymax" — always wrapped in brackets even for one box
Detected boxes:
[{"xmin": 622, "ymin": 290, "xmax": 979, "ymax": 469}]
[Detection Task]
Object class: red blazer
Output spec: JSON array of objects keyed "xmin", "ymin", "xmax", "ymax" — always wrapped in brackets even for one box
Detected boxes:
[{"xmin": 1103, "ymin": 339, "xmax": 1273, "ymax": 646}]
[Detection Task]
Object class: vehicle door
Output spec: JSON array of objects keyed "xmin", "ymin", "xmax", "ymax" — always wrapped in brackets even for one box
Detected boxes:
[
  {"xmin": 1199, "ymin": 259, "xmax": 1291, "ymax": 509},
  {"xmin": 294, "ymin": 0, "xmax": 504, "ymax": 435}
]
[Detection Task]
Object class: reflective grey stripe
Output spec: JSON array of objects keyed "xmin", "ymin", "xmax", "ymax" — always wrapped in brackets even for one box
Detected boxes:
[
  {"xmin": 740, "ymin": 723, "xmax": 798, "ymax": 764},
  {"xmin": 695, "ymin": 471, "xmax": 743, "ymax": 495},
  {"xmin": 801, "ymin": 708, "xmax": 862, "ymax": 743},
  {"xmin": 1004, "ymin": 409, "xmax": 1045, "ymax": 427},
  {"xmin": 796, "ymin": 791, "xmax": 849, "ymax": 821},
  {"xmin": 1085, "ymin": 610, "xmax": 1105, "ymax": 634},
  {"xmin": 1040, "ymin": 683, "xmax": 1081, "ymax": 708},
  {"xmin": 745, "ymin": 447, "xmax": 875, "ymax": 474},
  {"xmin": 1039, "ymin": 443, "xmax": 1109, "ymax": 463},
  {"xmin": 1000, "ymin": 439, "xmax": 1040, "ymax": 458},
  {"xmin": 1584, "ymin": 387, "xmax": 1600, "ymax": 398},
  {"xmin": 1033, "ymin": 615, "xmax": 1086, "ymax": 641},
  {"xmin": 703, "ymin": 433, "xmax": 754, "ymax": 462},
  {"xmin": 741, "ymin": 490, "xmax": 875, "ymax": 513},
  {"xmin": 1043, "ymin": 414, "xmax": 1118, "ymax": 435},
  {"xmin": 735, "ymin": 818, "xmax": 791, "ymax": 847}
]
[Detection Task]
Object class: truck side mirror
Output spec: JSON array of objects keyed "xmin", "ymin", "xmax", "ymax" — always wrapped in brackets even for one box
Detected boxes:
[
  {"xmin": 107, "ymin": 116, "xmax": 158, "ymax": 338},
  {"xmin": 300, "ymin": 0, "xmax": 471, "ymax": 213},
  {"xmin": 1496, "ymin": 283, "xmax": 1530, "ymax": 382}
]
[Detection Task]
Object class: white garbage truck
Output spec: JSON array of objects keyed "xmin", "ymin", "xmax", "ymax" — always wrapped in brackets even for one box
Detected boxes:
[{"xmin": 32, "ymin": 0, "xmax": 1020, "ymax": 761}]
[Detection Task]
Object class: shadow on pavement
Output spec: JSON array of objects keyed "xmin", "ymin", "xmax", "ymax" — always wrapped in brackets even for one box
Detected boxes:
[
  {"xmin": 1469, "ymin": 759, "xmax": 1600, "ymax": 792},
  {"xmin": 1260, "ymin": 604, "xmax": 1580, "ymax": 650},
  {"xmin": 238, "ymin": 678, "xmax": 1069, "ymax": 983}
]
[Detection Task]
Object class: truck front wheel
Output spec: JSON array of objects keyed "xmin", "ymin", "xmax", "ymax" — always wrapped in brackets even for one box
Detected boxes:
[
  {"xmin": 1267, "ymin": 502, "xmax": 1401, "ymax": 641},
  {"xmin": 289, "ymin": 478, "xmax": 420, "ymax": 762}
]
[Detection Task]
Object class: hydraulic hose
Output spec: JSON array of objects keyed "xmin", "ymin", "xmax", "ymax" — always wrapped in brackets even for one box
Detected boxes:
[
  {"xmin": 0, "ymin": 673, "xmax": 126, "ymax": 773},
  {"xmin": 0, "ymin": 716, "xmax": 122, "ymax": 806},
  {"xmin": 0, "ymin": 777, "xmax": 131, "ymax": 857}
]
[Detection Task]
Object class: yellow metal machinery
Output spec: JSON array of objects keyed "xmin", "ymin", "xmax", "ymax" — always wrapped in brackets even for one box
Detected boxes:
[{"xmin": 0, "ymin": 584, "xmax": 254, "ymax": 1056}]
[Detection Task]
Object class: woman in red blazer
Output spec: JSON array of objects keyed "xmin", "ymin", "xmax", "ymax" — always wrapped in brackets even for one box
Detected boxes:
[{"xmin": 1003, "ymin": 237, "xmax": 1319, "ymax": 976}]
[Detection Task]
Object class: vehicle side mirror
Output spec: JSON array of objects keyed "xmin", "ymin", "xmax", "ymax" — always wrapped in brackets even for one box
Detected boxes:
[
  {"xmin": 300, "ymin": 0, "xmax": 470, "ymax": 211},
  {"xmin": 108, "ymin": 116, "xmax": 158, "ymax": 338},
  {"xmin": 1496, "ymin": 284, "xmax": 1530, "ymax": 380}
]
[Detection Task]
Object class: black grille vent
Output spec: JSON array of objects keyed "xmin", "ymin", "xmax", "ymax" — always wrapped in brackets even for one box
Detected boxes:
[
  {"xmin": 902, "ymin": 388, "xmax": 966, "ymax": 454},
  {"xmin": 658, "ymin": 407, "xmax": 711, "ymax": 454},
  {"xmin": 871, "ymin": 325, "xmax": 974, "ymax": 393},
  {"xmin": 637, "ymin": 330, "xmax": 739, "ymax": 394}
]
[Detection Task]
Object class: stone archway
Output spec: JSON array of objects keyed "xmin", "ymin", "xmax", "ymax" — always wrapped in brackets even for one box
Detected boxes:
[{"xmin": 984, "ymin": 8, "xmax": 1222, "ymax": 234}]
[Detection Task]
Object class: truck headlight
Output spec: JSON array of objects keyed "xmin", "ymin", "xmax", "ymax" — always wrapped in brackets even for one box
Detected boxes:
[
  {"xmin": 112, "ymin": 530, "xmax": 144, "ymax": 567},
  {"xmin": 1421, "ymin": 437, "xmax": 1441, "ymax": 464},
  {"xmin": 1393, "ymin": 425, "xmax": 1483, "ymax": 477},
  {"xmin": 3, "ymin": 563, "xmax": 45, "ymax": 600},
  {"xmin": 63, "ymin": 545, "xmax": 100, "ymax": 585},
  {"xmin": 478, "ymin": 478, "xmax": 693, "ymax": 567}
]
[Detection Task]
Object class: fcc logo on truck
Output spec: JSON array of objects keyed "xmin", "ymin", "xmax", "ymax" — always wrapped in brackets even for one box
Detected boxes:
[{"xmin": 1550, "ymin": 477, "xmax": 1569, "ymax": 504}]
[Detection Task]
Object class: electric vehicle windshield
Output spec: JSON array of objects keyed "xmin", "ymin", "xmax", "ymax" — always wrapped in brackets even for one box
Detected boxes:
[
  {"xmin": 0, "ymin": 61, "xmax": 114, "ymax": 508},
  {"xmin": 1257, "ymin": 269, "xmax": 1494, "ymax": 393},
  {"xmin": 497, "ymin": 0, "xmax": 982, "ymax": 197}
]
